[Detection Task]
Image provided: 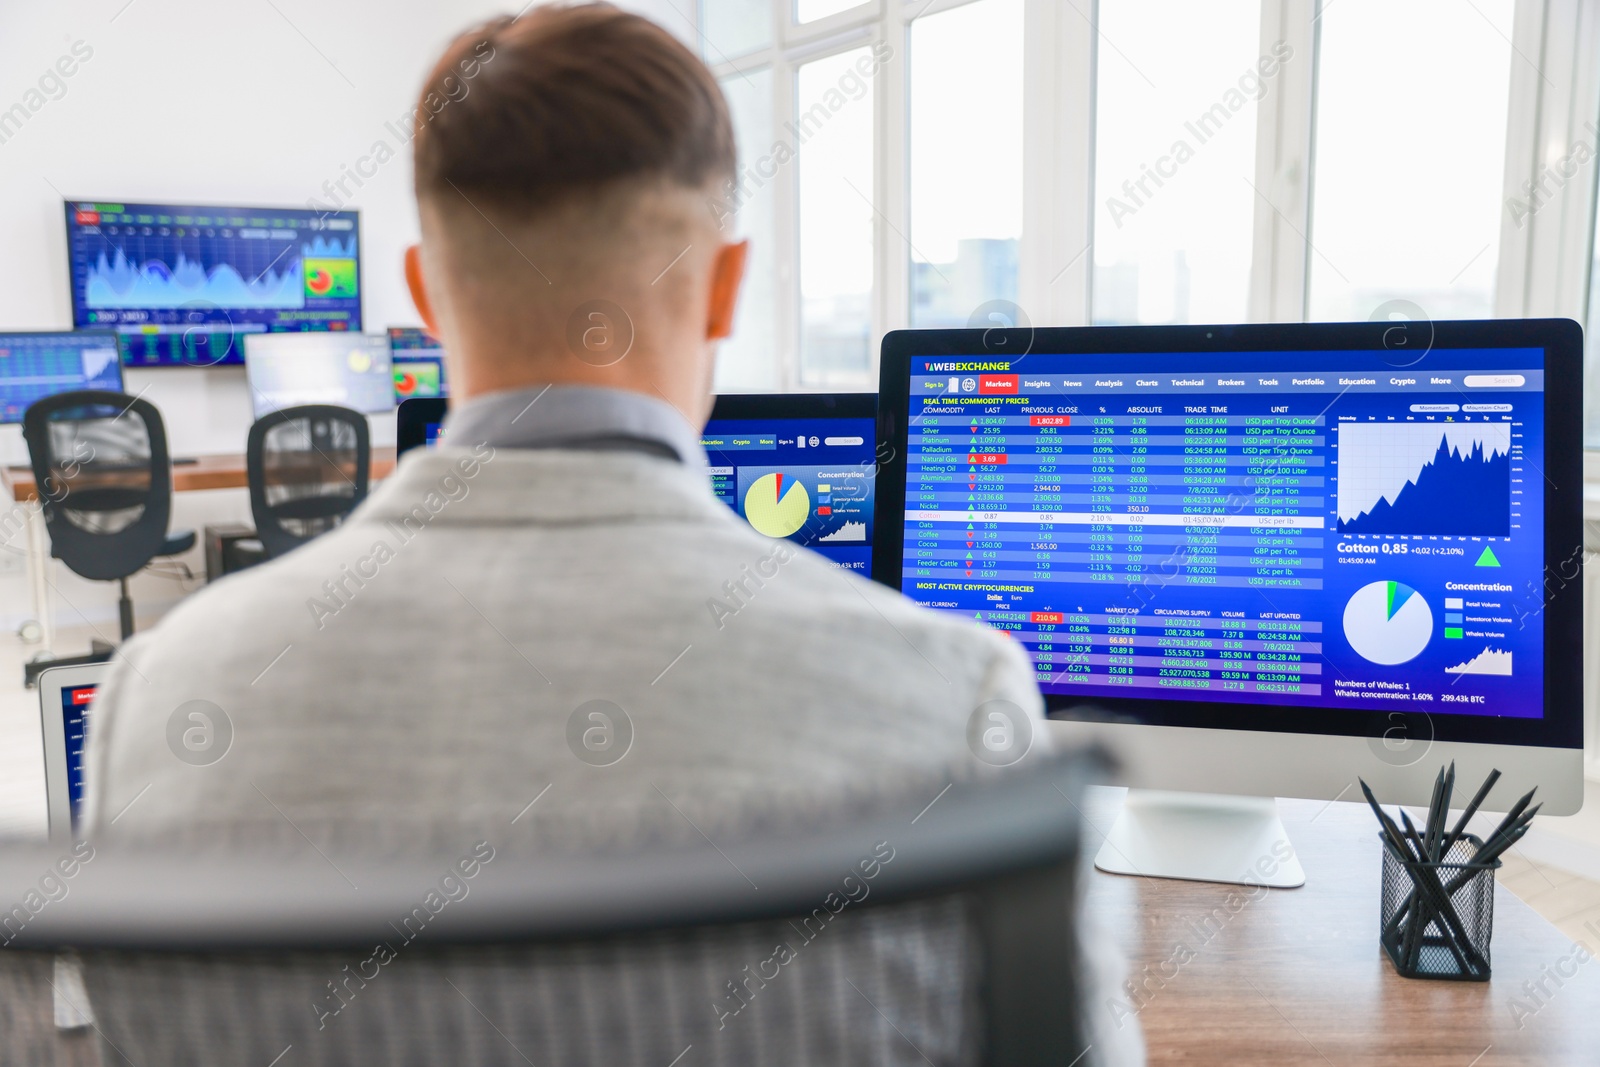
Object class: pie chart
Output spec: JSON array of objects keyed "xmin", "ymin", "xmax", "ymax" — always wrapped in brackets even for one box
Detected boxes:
[
  {"xmin": 1342, "ymin": 580, "xmax": 1433, "ymax": 665},
  {"xmin": 743, "ymin": 472, "xmax": 810, "ymax": 539}
]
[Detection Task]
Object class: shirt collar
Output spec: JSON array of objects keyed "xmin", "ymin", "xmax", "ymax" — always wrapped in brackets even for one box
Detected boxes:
[{"xmin": 441, "ymin": 384, "xmax": 707, "ymax": 467}]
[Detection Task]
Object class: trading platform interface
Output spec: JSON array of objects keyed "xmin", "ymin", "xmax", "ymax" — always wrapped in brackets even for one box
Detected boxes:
[
  {"xmin": 59, "ymin": 683, "xmax": 94, "ymax": 827},
  {"xmin": 65, "ymin": 201, "xmax": 361, "ymax": 367},
  {"xmin": 0, "ymin": 332, "xmax": 122, "ymax": 424},
  {"xmin": 389, "ymin": 326, "xmax": 447, "ymax": 401},
  {"xmin": 703, "ymin": 417, "xmax": 876, "ymax": 572},
  {"xmin": 896, "ymin": 350, "xmax": 1543, "ymax": 719}
]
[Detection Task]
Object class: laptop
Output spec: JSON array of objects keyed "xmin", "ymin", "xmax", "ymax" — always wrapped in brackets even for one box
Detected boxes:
[{"xmin": 37, "ymin": 662, "xmax": 107, "ymax": 842}]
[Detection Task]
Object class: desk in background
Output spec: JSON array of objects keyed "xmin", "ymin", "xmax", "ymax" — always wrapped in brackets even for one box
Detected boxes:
[
  {"xmin": 1, "ymin": 450, "xmax": 397, "ymax": 653},
  {"xmin": 1081, "ymin": 788, "xmax": 1599, "ymax": 1065}
]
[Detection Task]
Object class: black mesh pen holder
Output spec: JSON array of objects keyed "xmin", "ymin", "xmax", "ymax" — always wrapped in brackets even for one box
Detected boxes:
[{"xmin": 1379, "ymin": 833, "xmax": 1499, "ymax": 981}]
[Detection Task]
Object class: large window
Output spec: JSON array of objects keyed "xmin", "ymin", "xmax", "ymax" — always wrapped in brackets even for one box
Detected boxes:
[
  {"xmin": 716, "ymin": 68, "xmax": 779, "ymax": 390},
  {"xmin": 1092, "ymin": 0, "xmax": 1262, "ymax": 325},
  {"xmin": 796, "ymin": 47, "xmax": 876, "ymax": 382},
  {"xmin": 1587, "ymin": 200, "xmax": 1600, "ymax": 445},
  {"xmin": 1307, "ymin": 0, "xmax": 1515, "ymax": 322},
  {"xmin": 700, "ymin": 0, "xmax": 1595, "ymax": 421},
  {"xmin": 908, "ymin": 0, "xmax": 1023, "ymax": 328}
]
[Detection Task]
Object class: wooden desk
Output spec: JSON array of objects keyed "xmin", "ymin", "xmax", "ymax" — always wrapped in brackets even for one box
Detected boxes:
[
  {"xmin": 0, "ymin": 449, "xmax": 397, "ymax": 503},
  {"xmin": 1081, "ymin": 788, "xmax": 1600, "ymax": 1065}
]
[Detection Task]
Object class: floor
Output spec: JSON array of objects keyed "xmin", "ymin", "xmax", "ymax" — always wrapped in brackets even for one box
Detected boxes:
[{"xmin": 4, "ymin": 622, "xmax": 1600, "ymax": 948}]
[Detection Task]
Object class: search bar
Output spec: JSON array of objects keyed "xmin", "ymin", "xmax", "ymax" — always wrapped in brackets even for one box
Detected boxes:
[
  {"xmin": 1462, "ymin": 374, "xmax": 1525, "ymax": 388},
  {"xmin": 824, "ymin": 436, "xmax": 864, "ymax": 446}
]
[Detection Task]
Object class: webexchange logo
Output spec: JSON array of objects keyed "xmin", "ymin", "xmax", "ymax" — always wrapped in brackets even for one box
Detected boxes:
[{"xmin": 923, "ymin": 361, "xmax": 1013, "ymax": 372}]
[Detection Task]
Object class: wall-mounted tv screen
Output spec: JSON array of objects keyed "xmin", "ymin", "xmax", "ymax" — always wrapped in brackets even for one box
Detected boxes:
[{"xmin": 64, "ymin": 200, "xmax": 361, "ymax": 368}]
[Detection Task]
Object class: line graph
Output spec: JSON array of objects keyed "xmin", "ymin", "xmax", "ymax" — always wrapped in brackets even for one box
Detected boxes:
[
  {"xmin": 83, "ymin": 235, "xmax": 358, "ymax": 311},
  {"xmin": 819, "ymin": 520, "xmax": 866, "ymax": 542},
  {"xmin": 1336, "ymin": 423, "xmax": 1511, "ymax": 536},
  {"xmin": 86, "ymin": 249, "xmax": 304, "ymax": 309},
  {"xmin": 1445, "ymin": 648, "xmax": 1512, "ymax": 676}
]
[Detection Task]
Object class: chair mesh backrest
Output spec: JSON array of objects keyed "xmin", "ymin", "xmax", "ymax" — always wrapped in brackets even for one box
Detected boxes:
[
  {"xmin": 45, "ymin": 407, "xmax": 152, "ymax": 535},
  {"xmin": 70, "ymin": 896, "xmax": 981, "ymax": 1067},
  {"xmin": 248, "ymin": 406, "xmax": 369, "ymax": 557},
  {"xmin": 22, "ymin": 391, "xmax": 172, "ymax": 582}
]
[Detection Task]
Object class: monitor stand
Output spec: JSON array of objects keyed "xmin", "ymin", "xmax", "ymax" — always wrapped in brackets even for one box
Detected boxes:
[{"xmin": 1094, "ymin": 789, "xmax": 1306, "ymax": 888}]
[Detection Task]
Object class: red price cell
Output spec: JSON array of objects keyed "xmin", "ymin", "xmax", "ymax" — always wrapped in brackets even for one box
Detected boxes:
[
  {"xmin": 75, "ymin": 210, "xmax": 99, "ymax": 225},
  {"xmin": 1030, "ymin": 415, "xmax": 1071, "ymax": 426},
  {"xmin": 967, "ymin": 453, "xmax": 1008, "ymax": 464},
  {"xmin": 1031, "ymin": 612, "xmax": 1063, "ymax": 624}
]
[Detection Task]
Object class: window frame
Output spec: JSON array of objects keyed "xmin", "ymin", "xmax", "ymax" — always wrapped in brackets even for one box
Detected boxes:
[{"xmin": 697, "ymin": 0, "xmax": 1591, "ymax": 385}]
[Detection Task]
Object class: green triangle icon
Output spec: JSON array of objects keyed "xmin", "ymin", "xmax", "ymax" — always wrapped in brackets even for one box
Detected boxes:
[{"xmin": 1475, "ymin": 546, "xmax": 1501, "ymax": 567}]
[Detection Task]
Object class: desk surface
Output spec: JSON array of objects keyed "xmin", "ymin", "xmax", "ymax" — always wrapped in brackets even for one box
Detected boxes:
[
  {"xmin": 1, "ymin": 450, "xmax": 397, "ymax": 502},
  {"xmin": 1081, "ymin": 789, "xmax": 1599, "ymax": 1065},
  {"xmin": 1, "ymin": 793, "xmax": 1594, "ymax": 1064}
]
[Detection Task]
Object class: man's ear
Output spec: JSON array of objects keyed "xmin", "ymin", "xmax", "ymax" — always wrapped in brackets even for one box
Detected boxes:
[
  {"xmin": 706, "ymin": 240, "xmax": 749, "ymax": 341},
  {"xmin": 404, "ymin": 245, "xmax": 441, "ymax": 336}
]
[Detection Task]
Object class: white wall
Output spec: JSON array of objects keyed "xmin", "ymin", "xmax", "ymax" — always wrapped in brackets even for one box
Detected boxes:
[
  {"xmin": 0, "ymin": 0, "xmax": 688, "ymax": 629},
  {"xmin": 0, "ymin": 0, "xmax": 688, "ymax": 459}
]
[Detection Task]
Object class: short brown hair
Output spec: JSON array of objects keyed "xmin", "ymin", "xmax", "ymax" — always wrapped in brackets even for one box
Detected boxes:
[{"xmin": 413, "ymin": 4, "xmax": 735, "ymax": 212}]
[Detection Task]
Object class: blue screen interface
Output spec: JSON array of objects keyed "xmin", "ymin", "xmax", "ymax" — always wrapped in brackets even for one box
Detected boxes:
[
  {"xmin": 0, "ymin": 332, "xmax": 122, "ymax": 424},
  {"xmin": 703, "ymin": 417, "xmax": 876, "ymax": 573},
  {"xmin": 59, "ymin": 683, "xmax": 94, "ymax": 827},
  {"xmin": 66, "ymin": 200, "xmax": 361, "ymax": 367},
  {"xmin": 899, "ymin": 350, "xmax": 1544, "ymax": 719}
]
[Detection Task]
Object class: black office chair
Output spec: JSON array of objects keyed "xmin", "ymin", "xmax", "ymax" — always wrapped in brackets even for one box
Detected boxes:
[
  {"xmin": 246, "ymin": 404, "xmax": 370, "ymax": 559},
  {"xmin": 1, "ymin": 750, "xmax": 1111, "ymax": 1066},
  {"xmin": 21, "ymin": 391, "xmax": 195, "ymax": 681}
]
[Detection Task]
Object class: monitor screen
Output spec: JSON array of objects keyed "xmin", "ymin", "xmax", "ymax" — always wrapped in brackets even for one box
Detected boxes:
[
  {"xmin": 65, "ymin": 200, "xmax": 362, "ymax": 367},
  {"xmin": 704, "ymin": 393, "xmax": 877, "ymax": 573},
  {"xmin": 875, "ymin": 321, "xmax": 1581, "ymax": 748},
  {"xmin": 388, "ymin": 326, "xmax": 447, "ymax": 401},
  {"xmin": 0, "ymin": 331, "xmax": 123, "ymax": 424},
  {"xmin": 244, "ymin": 333, "xmax": 393, "ymax": 418},
  {"xmin": 59, "ymin": 682, "xmax": 95, "ymax": 828}
]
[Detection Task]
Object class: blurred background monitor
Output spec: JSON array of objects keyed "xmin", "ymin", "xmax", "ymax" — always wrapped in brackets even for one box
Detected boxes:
[
  {"xmin": 388, "ymin": 326, "xmax": 447, "ymax": 402},
  {"xmin": 0, "ymin": 331, "xmax": 123, "ymax": 424},
  {"xmin": 64, "ymin": 200, "xmax": 362, "ymax": 368},
  {"xmin": 244, "ymin": 333, "xmax": 392, "ymax": 419}
]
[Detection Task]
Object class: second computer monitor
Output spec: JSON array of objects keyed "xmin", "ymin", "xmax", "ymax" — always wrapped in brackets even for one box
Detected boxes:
[
  {"xmin": 703, "ymin": 393, "xmax": 877, "ymax": 573},
  {"xmin": 244, "ymin": 333, "xmax": 393, "ymax": 419}
]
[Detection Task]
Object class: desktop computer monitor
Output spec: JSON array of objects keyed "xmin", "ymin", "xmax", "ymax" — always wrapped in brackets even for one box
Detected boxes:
[
  {"xmin": 244, "ymin": 333, "xmax": 393, "ymax": 418},
  {"xmin": 704, "ymin": 393, "xmax": 877, "ymax": 573},
  {"xmin": 64, "ymin": 199, "xmax": 362, "ymax": 367},
  {"xmin": 874, "ymin": 319, "xmax": 1583, "ymax": 885},
  {"xmin": 388, "ymin": 326, "xmax": 447, "ymax": 401},
  {"xmin": 0, "ymin": 331, "xmax": 123, "ymax": 424}
]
